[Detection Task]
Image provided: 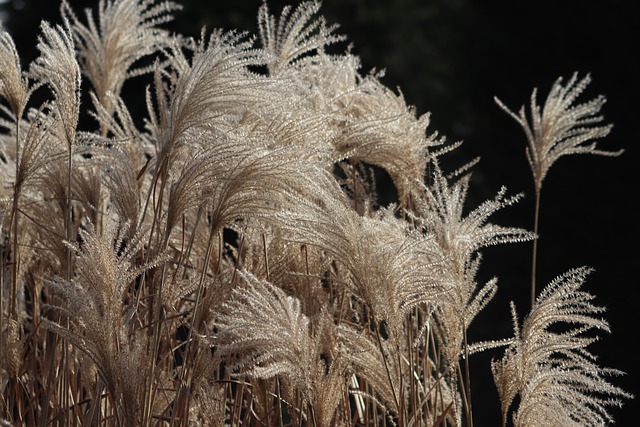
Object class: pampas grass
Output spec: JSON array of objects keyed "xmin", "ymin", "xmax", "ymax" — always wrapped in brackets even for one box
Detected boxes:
[{"xmin": 0, "ymin": 1, "xmax": 631, "ymax": 426}]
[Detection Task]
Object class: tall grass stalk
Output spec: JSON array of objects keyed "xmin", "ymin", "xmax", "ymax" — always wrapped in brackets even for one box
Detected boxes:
[{"xmin": 530, "ymin": 188, "xmax": 540, "ymax": 308}]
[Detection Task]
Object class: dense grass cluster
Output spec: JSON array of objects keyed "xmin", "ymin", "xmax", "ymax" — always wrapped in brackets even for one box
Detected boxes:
[{"xmin": 0, "ymin": 1, "xmax": 631, "ymax": 426}]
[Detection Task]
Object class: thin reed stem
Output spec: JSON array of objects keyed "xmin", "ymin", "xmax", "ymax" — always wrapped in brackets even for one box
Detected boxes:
[
  {"xmin": 262, "ymin": 233, "xmax": 270, "ymax": 280},
  {"xmin": 462, "ymin": 328, "xmax": 473, "ymax": 427},
  {"xmin": 5, "ymin": 115, "xmax": 22, "ymax": 320},
  {"xmin": 276, "ymin": 378, "xmax": 284, "ymax": 427},
  {"xmin": 11, "ymin": 122, "xmax": 19, "ymax": 320},
  {"xmin": 530, "ymin": 187, "xmax": 541, "ymax": 308},
  {"xmin": 173, "ymin": 224, "xmax": 218, "ymax": 420},
  {"xmin": 373, "ymin": 313, "xmax": 401, "ymax": 423},
  {"xmin": 62, "ymin": 136, "xmax": 74, "ymax": 427}
]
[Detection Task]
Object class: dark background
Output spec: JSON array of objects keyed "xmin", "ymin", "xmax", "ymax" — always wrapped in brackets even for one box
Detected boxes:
[{"xmin": 2, "ymin": 0, "xmax": 637, "ymax": 425}]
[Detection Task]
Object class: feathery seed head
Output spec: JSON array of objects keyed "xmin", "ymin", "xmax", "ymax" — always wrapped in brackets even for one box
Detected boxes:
[
  {"xmin": 495, "ymin": 72, "xmax": 622, "ymax": 192},
  {"xmin": 61, "ymin": 0, "xmax": 181, "ymax": 110},
  {"xmin": 258, "ymin": 1, "xmax": 345, "ymax": 76},
  {"xmin": 0, "ymin": 27, "xmax": 30, "ymax": 118},
  {"xmin": 494, "ymin": 267, "xmax": 632, "ymax": 426},
  {"xmin": 30, "ymin": 19, "xmax": 81, "ymax": 146}
]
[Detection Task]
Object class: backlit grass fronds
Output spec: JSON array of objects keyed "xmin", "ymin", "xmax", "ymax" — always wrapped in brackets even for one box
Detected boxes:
[
  {"xmin": 29, "ymin": 19, "xmax": 81, "ymax": 147},
  {"xmin": 339, "ymin": 320, "xmax": 411, "ymax": 419},
  {"xmin": 495, "ymin": 72, "xmax": 622, "ymax": 192},
  {"xmin": 216, "ymin": 271, "xmax": 314, "ymax": 380},
  {"xmin": 0, "ymin": 106, "xmax": 64, "ymax": 198},
  {"xmin": 0, "ymin": 318, "xmax": 20, "ymax": 384},
  {"xmin": 258, "ymin": 1, "xmax": 345, "ymax": 76},
  {"xmin": 415, "ymin": 164, "xmax": 533, "ymax": 268},
  {"xmin": 281, "ymin": 193, "xmax": 448, "ymax": 339},
  {"xmin": 495, "ymin": 72, "xmax": 624, "ymax": 308},
  {"xmin": 492, "ymin": 267, "xmax": 632, "ymax": 427},
  {"xmin": 334, "ymin": 76, "xmax": 442, "ymax": 205},
  {"xmin": 277, "ymin": 50, "xmax": 360, "ymax": 116},
  {"xmin": 42, "ymin": 216, "xmax": 162, "ymax": 424},
  {"xmin": 45, "ymin": 216, "xmax": 155, "ymax": 335},
  {"xmin": 166, "ymin": 139, "xmax": 325, "ymax": 241},
  {"xmin": 61, "ymin": 0, "xmax": 181, "ymax": 115},
  {"xmin": 407, "ymin": 162, "xmax": 534, "ymax": 423},
  {"xmin": 147, "ymin": 29, "xmax": 271, "ymax": 168},
  {"xmin": 0, "ymin": 1, "xmax": 630, "ymax": 425},
  {"xmin": 240, "ymin": 229, "xmax": 331, "ymax": 317},
  {"xmin": 217, "ymin": 271, "xmax": 350, "ymax": 427},
  {"xmin": 0, "ymin": 26, "xmax": 30, "ymax": 118},
  {"xmin": 96, "ymin": 151, "xmax": 140, "ymax": 233},
  {"xmin": 411, "ymin": 164, "xmax": 532, "ymax": 363},
  {"xmin": 189, "ymin": 381, "xmax": 227, "ymax": 427}
]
